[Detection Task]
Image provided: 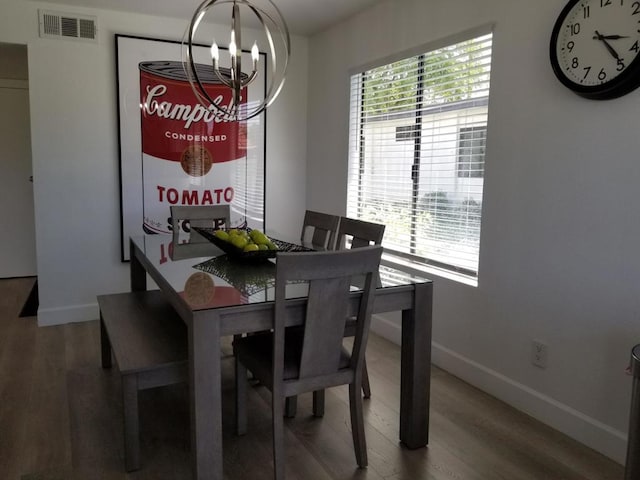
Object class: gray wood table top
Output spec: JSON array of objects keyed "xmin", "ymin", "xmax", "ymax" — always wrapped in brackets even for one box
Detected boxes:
[{"xmin": 131, "ymin": 232, "xmax": 429, "ymax": 311}]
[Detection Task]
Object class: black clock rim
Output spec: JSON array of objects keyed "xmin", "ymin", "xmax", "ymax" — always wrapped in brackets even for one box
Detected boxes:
[{"xmin": 549, "ymin": 0, "xmax": 640, "ymax": 100}]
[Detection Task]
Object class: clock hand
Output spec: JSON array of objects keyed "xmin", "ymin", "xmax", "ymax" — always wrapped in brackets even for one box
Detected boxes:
[
  {"xmin": 591, "ymin": 34, "xmax": 630, "ymax": 40},
  {"xmin": 594, "ymin": 30, "xmax": 621, "ymax": 60}
]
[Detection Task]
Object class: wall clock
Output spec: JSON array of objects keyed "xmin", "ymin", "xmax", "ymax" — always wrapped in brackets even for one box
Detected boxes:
[{"xmin": 550, "ymin": 0, "xmax": 640, "ymax": 99}]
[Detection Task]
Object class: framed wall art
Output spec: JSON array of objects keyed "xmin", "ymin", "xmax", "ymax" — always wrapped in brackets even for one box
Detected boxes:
[{"xmin": 116, "ymin": 34, "xmax": 266, "ymax": 261}]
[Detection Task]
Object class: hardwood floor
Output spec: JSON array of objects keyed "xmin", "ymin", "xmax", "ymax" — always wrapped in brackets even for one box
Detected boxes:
[{"xmin": 0, "ymin": 277, "xmax": 624, "ymax": 480}]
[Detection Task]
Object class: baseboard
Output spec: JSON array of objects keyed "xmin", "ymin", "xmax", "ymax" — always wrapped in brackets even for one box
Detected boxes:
[
  {"xmin": 37, "ymin": 302, "xmax": 99, "ymax": 327},
  {"xmin": 370, "ymin": 315, "xmax": 627, "ymax": 465}
]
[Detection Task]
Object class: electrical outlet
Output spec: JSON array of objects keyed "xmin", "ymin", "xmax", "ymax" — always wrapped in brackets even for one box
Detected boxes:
[{"xmin": 531, "ymin": 340, "xmax": 548, "ymax": 369}]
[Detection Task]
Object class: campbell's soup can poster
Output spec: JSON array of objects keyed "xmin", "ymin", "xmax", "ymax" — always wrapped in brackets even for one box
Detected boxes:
[{"xmin": 116, "ymin": 35, "xmax": 265, "ymax": 261}]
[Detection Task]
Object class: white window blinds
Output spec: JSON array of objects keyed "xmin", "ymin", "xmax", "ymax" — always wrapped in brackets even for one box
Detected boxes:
[{"xmin": 347, "ymin": 32, "xmax": 493, "ymax": 279}]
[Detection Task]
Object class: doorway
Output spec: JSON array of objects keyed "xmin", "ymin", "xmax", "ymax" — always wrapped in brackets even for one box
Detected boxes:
[{"xmin": 0, "ymin": 43, "xmax": 37, "ymax": 282}]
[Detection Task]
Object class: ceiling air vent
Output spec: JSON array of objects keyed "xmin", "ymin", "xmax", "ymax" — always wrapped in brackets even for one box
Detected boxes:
[{"xmin": 38, "ymin": 10, "xmax": 98, "ymax": 43}]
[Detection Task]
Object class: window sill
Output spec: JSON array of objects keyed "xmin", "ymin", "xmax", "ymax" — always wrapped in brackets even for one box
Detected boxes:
[{"xmin": 381, "ymin": 252, "xmax": 478, "ymax": 287}]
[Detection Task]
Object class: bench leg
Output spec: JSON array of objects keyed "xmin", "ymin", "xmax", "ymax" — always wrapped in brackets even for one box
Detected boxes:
[
  {"xmin": 122, "ymin": 374, "xmax": 140, "ymax": 472},
  {"xmin": 100, "ymin": 314, "xmax": 112, "ymax": 368}
]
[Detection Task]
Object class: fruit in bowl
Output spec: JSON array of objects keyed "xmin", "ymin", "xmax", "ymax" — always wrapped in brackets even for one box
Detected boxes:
[
  {"xmin": 213, "ymin": 228, "xmax": 278, "ymax": 255},
  {"xmin": 214, "ymin": 230, "xmax": 230, "ymax": 241}
]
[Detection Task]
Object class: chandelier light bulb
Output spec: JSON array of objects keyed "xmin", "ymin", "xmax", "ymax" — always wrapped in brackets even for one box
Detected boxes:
[
  {"xmin": 228, "ymin": 32, "xmax": 237, "ymax": 58},
  {"xmin": 251, "ymin": 42, "xmax": 259, "ymax": 65},
  {"xmin": 210, "ymin": 41, "xmax": 219, "ymax": 65}
]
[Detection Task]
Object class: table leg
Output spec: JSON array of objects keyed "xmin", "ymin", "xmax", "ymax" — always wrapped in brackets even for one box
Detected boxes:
[
  {"xmin": 100, "ymin": 314, "xmax": 112, "ymax": 368},
  {"xmin": 190, "ymin": 312, "xmax": 223, "ymax": 480},
  {"xmin": 129, "ymin": 238, "xmax": 147, "ymax": 292},
  {"xmin": 399, "ymin": 282, "xmax": 432, "ymax": 448}
]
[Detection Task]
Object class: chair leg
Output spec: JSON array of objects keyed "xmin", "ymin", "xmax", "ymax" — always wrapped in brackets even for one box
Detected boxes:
[
  {"xmin": 272, "ymin": 395, "xmax": 285, "ymax": 480},
  {"xmin": 361, "ymin": 359, "xmax": 371, "ymax": 399},
  {"xmin": 234, "ymin": 334, "xmax": 257, "ymax": 382},
  {"xmin": 284, "ymin": 396, "xmax": 297, "ymax": 418},
  {"xmin": 235, "ymin": 356, "xmax": 248, "ymax": 436},
  {"xmin": 312, "ymin": 390, "xmax": 325, "ymax": 417},
  {"xmin": 122, "ymin": 374, "xmax": 140, "ymax": 472},
  {"xmin": 349, "ymin": 381, "xmax": 368, "ymax": 468}
]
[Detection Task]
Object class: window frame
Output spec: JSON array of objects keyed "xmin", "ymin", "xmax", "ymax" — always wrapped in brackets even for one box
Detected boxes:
[{"xmin": 347, "ymin": 25, "xmax": 494, "ymax": 282}]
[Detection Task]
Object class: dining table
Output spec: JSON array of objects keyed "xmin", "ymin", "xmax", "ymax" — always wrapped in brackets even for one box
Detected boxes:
[{"xmin": 128, "ymin": 230, "xmax": 433, "ymax": 480}]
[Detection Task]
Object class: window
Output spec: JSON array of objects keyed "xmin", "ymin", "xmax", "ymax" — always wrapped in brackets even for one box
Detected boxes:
[{"xmin": 347, "ymin": 31, "xmax": 493, "ymax": 280}]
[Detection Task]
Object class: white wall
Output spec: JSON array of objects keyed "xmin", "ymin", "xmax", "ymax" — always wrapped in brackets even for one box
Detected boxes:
[
  {"xmin": 0, "ymin": 1, "xmax": 308, "ymax": 322},
  {"xmin": 307, "ymin": 0, "xmax": 640, "ymax": 464}
]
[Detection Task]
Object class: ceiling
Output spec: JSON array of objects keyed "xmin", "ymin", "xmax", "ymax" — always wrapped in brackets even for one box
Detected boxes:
[{"xmin": 34, "ymin": 0, "xmax": 384, "ymax": 36}]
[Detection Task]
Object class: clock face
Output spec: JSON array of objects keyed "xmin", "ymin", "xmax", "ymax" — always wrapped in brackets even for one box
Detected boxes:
[{"xmin": 550, "ymin": 0, "xmax": 640, "ymax": 99}]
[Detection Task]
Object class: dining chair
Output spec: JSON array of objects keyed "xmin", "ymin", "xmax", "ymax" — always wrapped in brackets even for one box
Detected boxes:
[
  {"xmin": 335, "ymin": 216, "xmax": 385, "ymax": 400},
  {"xmin": 170, "ymin": 205, "xmax": 231, "ymax": 243},
  {"xmin": 281, "ymin": 210, "xmax": 341, "ymax": 417},
  {"xmin": 336, "ymin": 216, "xmax": 386, "ymax": 250},
  {"xmin": 285, "ymin": 216, "xmax": 385, "ymax": 417},
  {"xmin": 234, "ymin": 245, "xmax": 383, "ymax": 480},
  {"xmin": 300, "ymin": 209, "xmax": 340, "ymax": 250}
]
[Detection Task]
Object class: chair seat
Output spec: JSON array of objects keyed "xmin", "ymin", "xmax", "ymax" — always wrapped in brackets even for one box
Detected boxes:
[{"xmin": 234, "ymin": 329, "xmax": 351, "ymax": 383}]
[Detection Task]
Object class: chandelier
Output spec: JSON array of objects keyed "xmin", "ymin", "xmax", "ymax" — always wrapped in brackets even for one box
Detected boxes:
[{"xmin": 182, "ymin": 0, "xmax": 290, "ymax": 121}]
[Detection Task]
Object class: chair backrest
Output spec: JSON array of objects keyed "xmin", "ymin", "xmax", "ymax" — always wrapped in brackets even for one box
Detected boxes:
[
  {"xmin": 300, "ymin": 210, "xmax": 340, "ymax": 250},
  {"xmin": 170, "ymin": 205, "xmax": 231, "ymax": 234},
  {"xmin": 273, "ymin": 246, "xmax": 382, "ymax": 388},
  {"xmin": 336, "ymin": 217, "xmax": 385, "ymax": 250}
]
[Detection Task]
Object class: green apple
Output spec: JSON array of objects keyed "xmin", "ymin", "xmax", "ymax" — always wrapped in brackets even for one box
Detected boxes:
[
  {"xmin": 231, "ymin": 235, "xmax": 248, "ymax": 250},
  {"xmin": 249, "ymin": 229, "xmax": 270, "ymax": 245},
  {"xmin": 266, "ymin": 241, "xmax": 278, "ymax": 250},
  {"xmin": 243, "ymin": 243, "xmax": 259, "ymax": 252}
]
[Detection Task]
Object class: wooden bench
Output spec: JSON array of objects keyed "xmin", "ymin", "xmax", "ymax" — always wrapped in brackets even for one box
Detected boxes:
[{"xmin": 99, "ymin": 290, "xmax": 188, "ymax": 472}]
